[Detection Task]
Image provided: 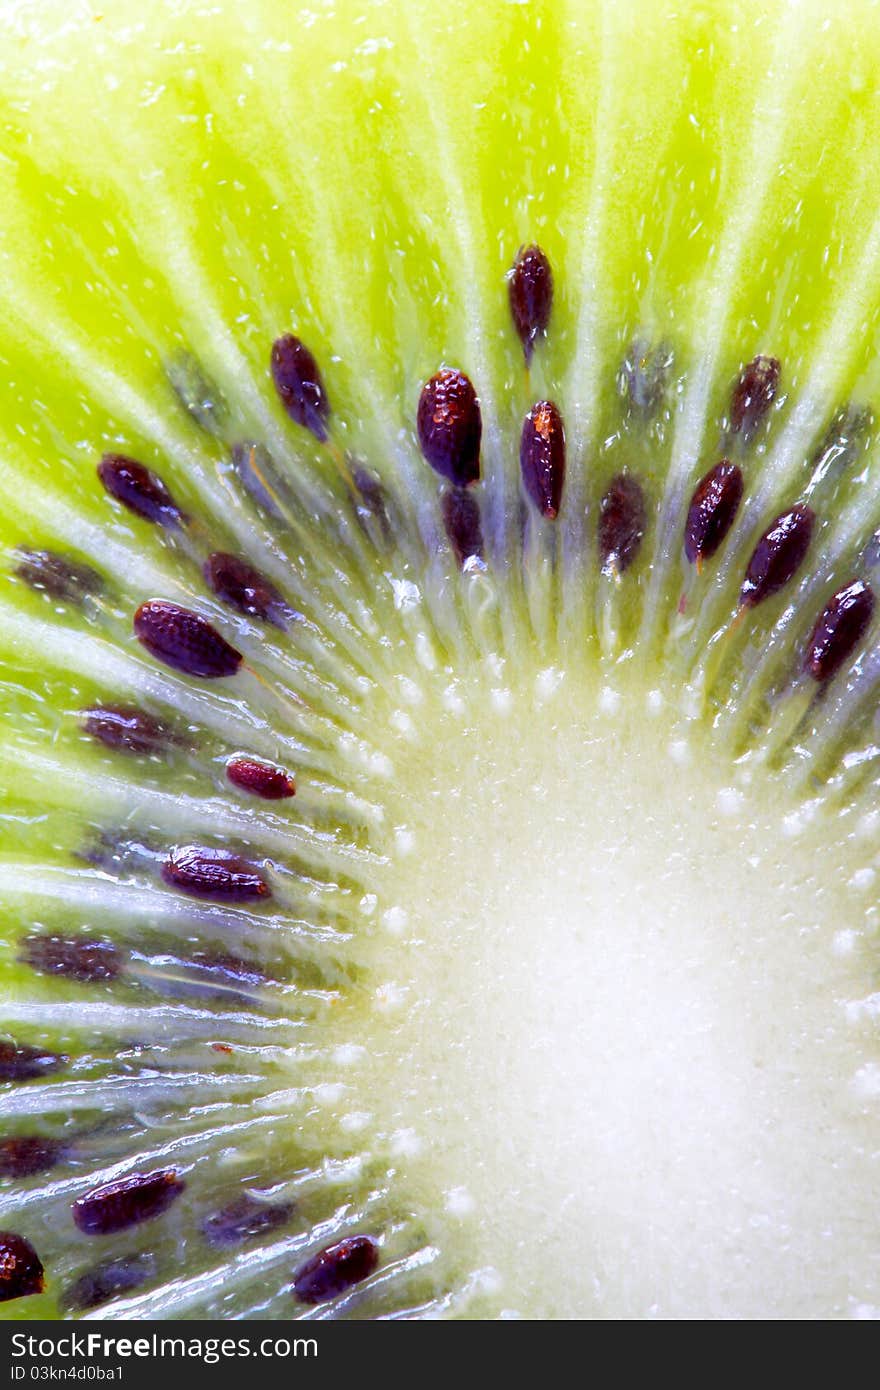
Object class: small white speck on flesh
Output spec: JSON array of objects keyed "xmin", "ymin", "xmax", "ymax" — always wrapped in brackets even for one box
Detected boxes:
[
  {"xmin": 668, "ymin": 738, "xmax": 691, "ymax": 765},
  {"xmin": 599, "ymin": 686, "xmax": 622, "ymax": 715},
  {"xmin": 391, "ymin": 577, "xmax": 421, "ymax": 611},
  {"xmin": 368, "ymin": 749, "xmax": 394, "ymax": 777},
  {"xmin": 445, "ymin": 1186, "xmax": 476, "ymax": 1217},
  {"xmin": 397, "ymin": 676, "xmax": 424, "ymax": 705},
  {"xmin": 848, "ymin": 867, "xmax": 876, "ymax": 893},
  {"xmin": 391, "ymin": 709, "xmax": 415, "ymax": 737},
  {"xmin": 381, "ymin": 905, "xmax": 409, "ymax": 935},
  {"xmin": 717, "ymin": 787, "xmax": 744, "ymax": 816},
  {"xmin": 312, "ymin": 1082, "xmax": 346, "ymax": 1106},
  {"xmin": 845, "ymin": 993, "xmax": 880, "ymax": 1026},
  {"xmin": 851, "ymin": 1063, "xmax": 880, "ymax": 1099},
  {"xmin": 443, "ymin": 684, "xmax": 465, "ymax": 715},
  {"xmin": 415, "ymin": 631, "xmax": 437, "ymax": 670},
  {"xmin": 394, "ymin": 826, "xmax": 416, "ymax": 855},
  {"xmin": 390, "ymin": 1128, "xmax": 423, "ymax": 1158},
  {"xmin": 374, "ymin": 982, "xmax": 407, "ymax": 1013},
  {"xmin": 535, "ymin": 666, "xmax": 564, "ymax": 702},
  {"xmin": 340, "ymin": 1111, "xmax": 372, "ymax": 1133},
  {"xmin": 833, "ymin": 929, "xmax": 859, "ymax": 957},
  {"xmin": 856, "ymin": 810, "xmax": 880, "ymax": 840}
]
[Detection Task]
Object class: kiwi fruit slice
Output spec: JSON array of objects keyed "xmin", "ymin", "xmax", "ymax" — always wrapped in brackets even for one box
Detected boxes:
[{"xmin": 1, "ymin": 0, "xmax": 880, "ymax": 1322}]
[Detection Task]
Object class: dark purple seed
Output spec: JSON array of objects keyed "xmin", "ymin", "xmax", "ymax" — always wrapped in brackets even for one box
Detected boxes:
[
  {"xmin": 81, "ymin": 704, "xmax": 177, "ymax": 756},
  {"xmin": 201, "ymin": 1194, "xmax": 294, "ymax": 1250},
  {"xmin": 740, "ymin": 504, "xmax": 815, "ymax": 609},
  {"xmin": 227, "ymin": 756, "xmax": 296, "ymax": 800},
  {"xmin": 0, "ymin": 1231, "xmax": 44, "ymax": 1302},
  {"xmin": 292, "ymin": 1235, "xmax": 380, "ymax": 1305},
  {"xmin": 98, "ymin": 454, "xmax": 184, "ymax": 528},
  {"xmin": 417, "ymin": 369, "xmax": 482, "ymax": 487},
  {"xmin": 729, "ymin": 355, "xmax": 781, "ymax": 436},
  {"xmin": 270, "ymin": 334, "xmax": 330, "ymax": 443},
  {"xmin": 684, "ymin": 460, "xmax": 744, "ymax": 566},
  {"xmin": 598, "ymin": 473, "xmax": 647, "ymax": 575},
  {"xmin": 520, "ymin": 400, "xmax": 566, "ymax": 519},
  {"xmin": 203, "ymin": 552, "xmax": 289, "ymax": 627},
  {"xmin": 0, "ymin": 1136, "xmax": 65, "ymax": 1180},
  {"xmin": 61, "ymin": 1253, "xmax": 156, "ymax": 1313},
  {"xmin": 441, "ymin": 488, "xmax": 484, "ymax": 568},
  {"xmin": 508, "ymin": 244, "xmax": 553, "ymax": 365},
  {"xmin": 0, "ymin": 1042, "xmax": 66, "ymax": 1083},
  {"xmin": 161, "ymin": 846, "xmax": 270, "ymax": 902},
  {"xmin": 20, "ymin": 935, "xmax": 124, "ymax": 985},
  {"xmin": 72, "ymin": 1169, "xmax": 185, "ymax": 1236},
  {"xmin": 803, "ymin": 580, "xmax": 875, "ymax": 683},
  {"xmin": 134, "ymin": 600, "xmax": 242, "ymax": 679},
  {"xmin": 14, "ymin": 549, "xmax": 104, "ymax": 604}
]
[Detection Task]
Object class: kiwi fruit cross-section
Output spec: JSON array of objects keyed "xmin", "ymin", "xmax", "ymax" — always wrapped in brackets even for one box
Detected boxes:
[{"xmin": 1, "ymin": 0, "xmax": 880, "ymax": 1322}]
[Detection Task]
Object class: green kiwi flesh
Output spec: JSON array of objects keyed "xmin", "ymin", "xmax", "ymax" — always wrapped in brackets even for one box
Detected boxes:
[{"xmin": 1, "ymin": 0, "xmax": 880, "ymax": 1320}]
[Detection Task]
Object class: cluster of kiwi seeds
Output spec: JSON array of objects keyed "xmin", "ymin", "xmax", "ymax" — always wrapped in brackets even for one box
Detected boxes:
[
  {"xmin": 2, "ymin": 0, "xmax": 880, "ymax": 1323},
  {"xmin": 0, "ymin": 242, "xmax": 875, "ymax": 1316}
]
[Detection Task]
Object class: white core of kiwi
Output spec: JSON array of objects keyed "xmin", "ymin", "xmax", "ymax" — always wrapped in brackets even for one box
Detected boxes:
[{"xmin": 325, "ymin": 663, "xmax": 880, "ymax": 1320}]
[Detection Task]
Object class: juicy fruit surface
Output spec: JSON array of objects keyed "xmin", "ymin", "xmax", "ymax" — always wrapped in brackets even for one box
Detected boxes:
[{"xmin": 0, "ymin": 0, "xmax": 880, "ymax": 1319}]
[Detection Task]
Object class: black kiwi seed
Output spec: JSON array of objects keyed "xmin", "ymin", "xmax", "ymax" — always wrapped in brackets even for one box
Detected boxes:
[
  {"xmin": 0, "ymin": 1136, "xmax": 66, "ymax": 1180},
  {"xmin": 61, "ymin": 1253, "xmax": 157, "ymax": 1313},
  {"xmin": 520, "ymin": 400, "xmax": 565, "ymax": 519},
  {"xmin": 270, "ymin": 334, "xmax": 330, "ymax": 443},
  {"xmin": 739, "ymin": 504, "xmax": 815, "ymax": 609},
  {"xmin": 73, "ymin": 1170, "xmax": 185, "ymax": 1236},
  {"xmin": 161, "ymin": 846, "xmax": 271, "ymax": 902},
  {"xmin": 97, "ymin": 454, "xmax": 185, "ymax": 528},
  {"xmin": 20, "ymin": 934, "xmax": 124, "ymax": 984},
  {"xmin": 226, "ymin": 756, "xmax": 296, "ymax": 800},
  {"xmin": 441, "ymin": 487, "xmax": 484, "ymax": 568},
  {"xmin": 291, "ymin": 1234, "xmax": 380, "ymax": 1305},
  {"xmin": 203, "ymin": 552, "xmax": 289, "ymax": 627},
  {"xmin": 684, "ymin": 461, "xmax": 744, "ymax": 566},
  {"xmin": 508, "ymin": 244, "xmax": 553, "ymax": 365},
  {"xmin": 598, "ymin": 473, "xmax": 647, "ymax": 576},
  {"xmin": 417, "ymin": 369, "xmax": 482, "ymax": 487},
  {"xmin": 803, "ymin": 580, "xmax": 876, "ymax": 683},
  {"xmin": 201, "ymin": 1193, "xmax": 294, "ymax": 1250},
  {"xmin": 134, "ymin": 600, "xmax": 243, "ymax": 679},
  {"xmin": 0, "ymin": 1231, "xmax": 44, "ymax": 1302},
  {"xmin": 0, "ymin": 1041, "xmax": 67, "ymax": 1083},
  {"xmin": 729, "ymin": 355, "xmax": 781, "ymax": 437},
  {"xmin": 14, "ymin": 549, "xmax": 104, "ymax": 605},
  {"xmin": 81, "ymin": 703, "xmax": 178, "ymax": 756}
]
